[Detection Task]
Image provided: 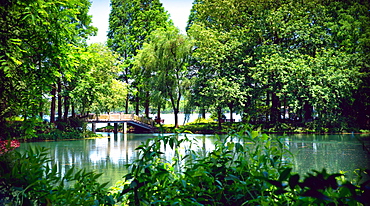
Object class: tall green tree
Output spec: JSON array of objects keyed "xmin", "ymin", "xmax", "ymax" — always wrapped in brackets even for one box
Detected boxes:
[
  {"xmin": 108, "ymin": 0, "xmax": 171, "ymax": 114},
  {"xmin": 187, "ymin": 0, "xmax": 254, "ymax": 122},
  {"xmin": 0, "ymin": 0, "xmax": 96, "ymax": 138},
  {"xmin": 134, "ymin": 27, "xmax": 193, "ymax": 128}
]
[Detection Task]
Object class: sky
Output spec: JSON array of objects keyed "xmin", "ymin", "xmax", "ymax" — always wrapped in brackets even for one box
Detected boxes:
[{"xmin": 87, "ymin": 0, "xmax": 193, "ymax": 44}]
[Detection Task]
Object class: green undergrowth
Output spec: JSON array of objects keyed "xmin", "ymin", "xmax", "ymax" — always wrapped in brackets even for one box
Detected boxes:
[
  {"xmin": 158, "ymin": 118, "xmax": 244, "ymax": 134},
  {"xmin": 111, "ymin": 126, "xmax": 370, "ymax": 205},
  {"xmin": 35, "ymin": 129, "xmax": 85, "ymax": 140},
  {"xmin": 162, "ymin": 118, "xmax": 370, "ymax": 135},
  {"xmin": 0, "ymin": 147, "xmax": 114, "ymax": 205},
  {"xmin": 2, "ymin": 117, "xmax": 89, "ymax": 141}
]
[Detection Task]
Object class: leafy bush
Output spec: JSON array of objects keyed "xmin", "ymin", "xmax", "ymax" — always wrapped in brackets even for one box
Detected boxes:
[
  {"xmin": 113, "ymin": 126, "xmax": 370, "ymax": 205},
  {"xmin": 188, "ymin": 118, "xmax": 216, "ymax": 124},
  {"xmin": 36, "ymin": 129, "xmax": 84, "ymax": 140},
  {"xmin": 264, "ymin": 168, "xmax": 370, "ymax": 205},
  {"xmin": 0, "ymin": 147, "xmax": 114, "ymax": 205}
]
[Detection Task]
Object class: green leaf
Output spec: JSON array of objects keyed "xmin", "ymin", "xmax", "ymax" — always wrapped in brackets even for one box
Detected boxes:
[
  {"xmin": 225, "ymin": 174, "xmax": 240, "ymax": 182},
  {"xmin": 227, "ymin": 142, "xmax": 235, "ymax": 151},
  {"xmin": 251, "ymin": 131, "xmax": 259, "ymax": 138},
  {"xmin": 279, "ymin": 168, "xmax": 292, "ymax": 182}
]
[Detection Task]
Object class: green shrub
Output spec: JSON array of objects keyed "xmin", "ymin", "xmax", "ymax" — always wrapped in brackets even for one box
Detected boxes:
[
  {"xmin": 114, "ymin": 127, "xmax": 290, "ymax": 205},
  {"xmin": 188, "ymin": 117, "xmax": 216, "ymax": 124},
  {"xmin": 0, "ymin": 147, "xmax": 114, "ymax": 205},
  {"xmin": 113, "ymin": 126, "xmax": 370, "ymax": 205}
]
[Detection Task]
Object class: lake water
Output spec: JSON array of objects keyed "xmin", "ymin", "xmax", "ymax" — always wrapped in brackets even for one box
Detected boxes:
[{"xmin": 17, "ymin": 133, "xmax": 370, "ymax": 187}]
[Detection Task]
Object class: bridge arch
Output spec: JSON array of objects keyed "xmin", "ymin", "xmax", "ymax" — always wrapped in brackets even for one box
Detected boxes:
[{"xmin": 86, "ymin": 113, "xmax": 156, "ymax": 133}]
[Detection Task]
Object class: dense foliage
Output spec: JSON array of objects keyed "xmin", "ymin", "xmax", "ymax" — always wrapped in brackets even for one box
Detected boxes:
[
  {"xmin": 112, "ymin": 131, "xmax": 370, "ymax": 205},
  {"xmin": 0, "ymin": 0, "xmax": 127, "ymax": 140},
  {"xmin": 0, "ymin": 146, "xmax": 114, "ymax": 205},
  {"xmin": 108, "ymin": 0, "xmax": 171, "ymax": 115},
  {"xmin": 106, "ymin": 0, "xmax": 370, "ymax": 131},
  {"xmin": 2, "ymin": 0, "xmax": 369, "ymax": 139},
  {"xmin": 0, "ymin": 0, "xmax": 95, "ymax": 124},
  {"xmin": 186, "ymin": 0, "xmax": 370, "ymax": 131}
]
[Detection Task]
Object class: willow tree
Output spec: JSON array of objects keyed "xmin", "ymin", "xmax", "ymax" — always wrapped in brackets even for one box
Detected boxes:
[
  {"xmin": 135, "ymin": 27, "xmax": 193, "ymax": 128},
  {"xmin": 108, "ymin": 0, "xmax": 171, "ymax": 114}
]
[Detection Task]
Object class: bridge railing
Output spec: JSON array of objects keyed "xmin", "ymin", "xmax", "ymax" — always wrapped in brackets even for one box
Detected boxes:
[
  {"xmin": 110, "ymin": 113, "xmax": 120, "ymax": 120},
  {"xmin": 133, "ymin": 115, "xmax": 154, "ymax": 126},
  {"xmin": 86, "ymin": 113, "xmax": 154, "ymax": 127},
  {"xmin": 121, "ymin": 114, "xmax": 134, "ymax": 120}
]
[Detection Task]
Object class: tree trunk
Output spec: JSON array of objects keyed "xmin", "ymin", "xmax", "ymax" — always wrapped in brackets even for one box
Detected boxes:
[
  {"xmin": 157, "ymin": 104, "xmax": 161, "ymax": 120},
  {"xmin": 50, "ymin": 86, "xmax": 56, "ymax": 123},
  {"xmin": 57, "ymin": 81, "xmax": 62, "ymax": 121},
  {"xmin": 228, "ymin": 102, "xmax": 234, "ymax": 122},
  {"xmin": 63, "ymin": 96, "xmax": 69, "ymax": 121},
  {"xmin": 174, "ymin": 108, "xmax": 179, "ymax": 128},
  {"xmin": 200, "ymin": 107, "xmax": 206, "ymax": 119},
  {"xmin": 125, "ymin": 96, "xmax": 129, "ymax": 114},
  {"xmin": 123, "ymin": 58, "xmax": 130, "ymax": 114},
  {"xmin": 144, "ymin": 91, "xmax": 149, "ymax": 118},
  {"xmin": 72, "ymin": 104, "xmax": 76, "ymax": 118},
  {"xmin": 271, "ymin": 92, "xmax": 280, "ymax": 124},
  {"xmin": 170, "ymin": 95, "xmax": 180, "ymax": 128},
  {"xmin": 135, "ymin": 95, "xmax": 140, "ymax": 115},
  {"xmin": 217, "ymin": 106, "xmax": 222, "ymax": 130}
]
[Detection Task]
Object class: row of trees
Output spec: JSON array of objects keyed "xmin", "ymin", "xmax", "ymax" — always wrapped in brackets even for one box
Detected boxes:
[
  {"xmin": 1, "ymin": 0, "xmax": 369, "ymax": 137},
  {"xmin": 108, "ymin": 0, "xmax": 370, "ymax": 129},
  {"xmin": 0, "ymin": 0, "xmax": 127, "ymax": 139},
  {"xmin": 187, "ymin": 0, "xmax": 370, "ymax": 130}
]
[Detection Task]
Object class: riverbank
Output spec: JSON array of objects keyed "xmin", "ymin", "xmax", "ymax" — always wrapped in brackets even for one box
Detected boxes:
[
  {"xmin": 95, "ymin": 120, "xmax": 370, "ymax": 135},
  {"xmin": 140, "ymin": 117, "xmax": 370, "ymax": 135}
]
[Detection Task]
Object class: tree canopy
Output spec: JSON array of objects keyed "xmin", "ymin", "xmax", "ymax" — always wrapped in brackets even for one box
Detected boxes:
[
  {"xmin": 187, "ymin": 0, "xmax": 370, "ymax": 130},
  {"xmin": 0, "ymin": 0, "xmax": 97, "ymax": 138},
  {"xmin": 134, "ymin": 27, "xmax": 193, "ymax": 127},
  {"xmin": 108, "ymin": 0, "xmax": 172, "ymax": 114}
]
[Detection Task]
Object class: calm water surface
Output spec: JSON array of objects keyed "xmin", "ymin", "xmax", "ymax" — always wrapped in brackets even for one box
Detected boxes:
[{"xmin": 17, "ymin": 133, "xmax": 370, "ymax": 186}]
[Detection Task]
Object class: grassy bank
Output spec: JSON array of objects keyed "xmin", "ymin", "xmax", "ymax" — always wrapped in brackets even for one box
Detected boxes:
[{"xmin": 156, "ymin": 118, "xmax": 370, "ymax": 135}]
